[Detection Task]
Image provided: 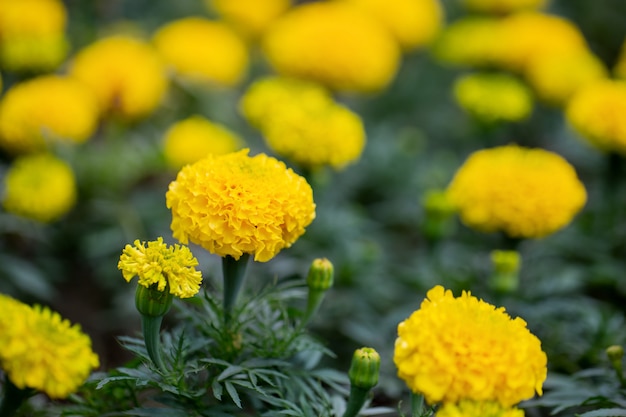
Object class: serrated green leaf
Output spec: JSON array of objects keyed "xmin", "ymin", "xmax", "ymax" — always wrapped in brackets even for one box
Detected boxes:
[
  {"xmin": 212, "ymin": 380, "xmax": 223, "ymax": 401},
  {"xmin": 225, "ymin": 381, "xmax": 242, "ymax": 408},
  {"xmin": 577, "ymin": 409, "xmax": 626, "ymax": 417},
  {"xmin": 217, "ymin": 365, "xmax": 245, "ymax": 381}
]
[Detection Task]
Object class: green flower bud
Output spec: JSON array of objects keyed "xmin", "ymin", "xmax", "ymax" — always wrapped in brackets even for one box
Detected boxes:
[
  {"xmin": 490, "ymin": 250, "xmax": 521, "ymax": 293},
  {"xmin": 135, "ymin": 284, "xmax": 173, "ymax": 317},
  {"xmin": 607, "ymin": 345, "xmax": 624, "ymax": 362},
  {"xmin": 348, "ymin": 347, "xmax": 380, "ymax": 390},
  {"xmin": 307, "ymin": 258, "xmax": 334, "ymax": 291},
  {"xmin": 422, "ymin": 189, "xmax": 457, "ymax": 240}
]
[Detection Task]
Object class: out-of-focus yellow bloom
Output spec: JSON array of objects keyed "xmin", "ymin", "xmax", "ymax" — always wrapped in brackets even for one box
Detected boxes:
[
  {"xmin": 0, "ymin": 294, "xmax": 99, "ymax": 399},
  {"xmin": 436, "ymin": 400, "xmax": 525, "ymax": 417},
  {"xmin": 433, "ymin": 17, "xmax": 502, "ymax": 68},
  {"xmin": 461, "ymin": 0, "xmax": 547, "ymax": 14},
  {"xmin": 0, "ymin": 0, "xmax": 69, "ymax": 72},
  {"xmin": 166, "ymin": 149, "xmax": 316, "ymax": 262},
  {"xmin": 69, "ymin": 35, "xmax": 168, "ymax": 120},
  {"xmin": 163, "ymin": 115, "xmax": 243, "ymax": 168},
  {"xmin": 339, "ymin": 0, "xmax": 444, "ymax": 51},
  {"xmin": 262, "ymin": 2, "xmax": 400, "ymax": 93},
  {"xmin": 153, "ymin": 17, "xmax": 248, "ymax": 87},
  {"xmin": 0, "ymin": 75, "xmax": 99, "ymax": 154},
  {"xmin": 2, "ymin": 153, "xmax": 77, "ymax": 223},
  {"xmin": 206, "ymin": 0, "xmax": 292, "ymax": 39},
  {"xmin": 446, "ymin": 145, "xmax": 587, "ymax": 238},
  {"xmin": 394, "ymin": 285, "xmax": 547, "ymax": 406},
  {"xmin": 566, "ymin": 79, "xmax": 626, "ymax": 155},
  {"xmin": 453, "ymin": 72, "xmax": 533, "ymax": 123}
]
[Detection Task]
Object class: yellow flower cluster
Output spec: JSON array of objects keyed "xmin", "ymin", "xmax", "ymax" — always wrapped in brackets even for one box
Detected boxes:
[
  {"xmin": 153, "ymin": 17, "xmax": 248, "ymax": 87},
  {"xmin": 166, "ymin": 149, "xmax": 316, "ymax": 262},
  {"xmin": 461, "ymin": 0, "xmax": 547, "ymax": 14},
  {"xmin": 118, "ymin": 237, "xmax": 203, "ymax": 298},
  {"xmin": 3, "ymin": 153, "xmax": 77, "ymax": 223},
  {"xmin": 0, "ymin": 294, "xmax": 99, "ymax": 399},
  {"xmin": 69, "ymin": 35, "xmax": 168, "ymax": 120},
  {"xmin": 206, "ymin": 0, "xmax": 291, "ymax": 39},
  {"xmin": 0, "ymin": 75, "xmax": 99, "ymax": 154},
  {"xmin": 240, "ymin": 76, "xmax": 366, "ymax": 170},
  {"xmin": 394, "ymin": 285, "xmax": 547, "ymax": 407},
  {"xmin": 436, "ymin": 400, "xmax": 525, "ymax": 417},
  {"xmin": 453, "ymin": 72, "xmax": 533, "ymax": 123},
  {"xmin": 262, "ymin": 2, "xmax": 400, "ymax": 93}
]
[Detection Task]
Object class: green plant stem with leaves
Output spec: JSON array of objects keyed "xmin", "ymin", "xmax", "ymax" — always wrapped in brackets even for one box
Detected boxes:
[{"xmin": 222, "ymin": 254, "xmax": 250, "ymax": 324}]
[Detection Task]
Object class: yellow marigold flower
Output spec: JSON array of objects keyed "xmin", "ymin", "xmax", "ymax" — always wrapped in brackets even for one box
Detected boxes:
[
  {"xmin": 0, "ymin": 294, "xmax": 99, "ymax": 399},
  {"xmin": 394, "ymin": 285, "xmax": 547, "ymax": 407},
  {"xmin": 163, "ymin": 115, "xmax": 243, "ymax": 168},
  {"xmin": 461, "ymin": 0, "xmax": 547, "ymax": 14},
  {"xmin": 118, "ymin": 237, "xmax": 203, "ymax": 298},
  {"xmin": 153, "ymin": 17, "xmax": 248, "ymax": 87},
  {"xmin": 433, "ymin": 17, "xmax": 502, "ymax": 68},
  {"xmin": 166, "ymin": 149, "xmax": 316, "ymax": 262},
  {"xmin": 0, "ymin": 75, "xmax": 99, "ymax": 154},
  {"xmin": 446, "ymin": 145, "xmax": 587, "ymax": 238},
  {"xmin": 69, "ymin": 35, "xmax": 168, "ymax": 120},
  {"xmin": 262, "ymin": 2, "xmax": 400, "ymax": 93},
  {"xmin": 566, "ymin": 79, "xmax": 626, "ymax": 155},
  {"xmin": 3, "ymin": 153, "xmax": 77, "ymax": 223},
  {"xmin": 206, "ymin": 0, "xmax": 292, "ymax": 39},
  {"xmin": 453, "ymin": 72, "xmax": 533, "ymax": 123},
  {"xmin": 436, "ymin": 400, "xmax": 525, "ymax": 417}
]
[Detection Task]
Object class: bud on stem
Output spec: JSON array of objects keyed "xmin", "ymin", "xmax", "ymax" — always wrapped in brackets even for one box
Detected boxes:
[
  {"xmin": 303, "ymin": 258, "xmax": 334, "ymax": 324},
  {"xmin": 135, "ymin": 284, "xmax": 173, "ymax": 372},
  {"xmin": 343, "ymin": 347, "xmax": 380, "ymax": 417}
]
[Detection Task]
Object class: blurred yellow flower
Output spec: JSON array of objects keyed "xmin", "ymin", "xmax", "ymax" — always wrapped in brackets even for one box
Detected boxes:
[
  {"xmin": 394, "ymin": 285, "xmax": 547, "ymax": 406},
  {"xmin": 166, "ymin": 149, "xmax": 316, "ymax": 262},
  {"xmin": 3, "ymin": 153, "xmax": 77, "ymax": 223},
  {"xmin": 69, "ymin": 35, "xmax": 168, "ymax": 120},
  {"xmin": 0, "ymin": 75, "xmax": 99, "ymax": 154},
  {"xmin": 433, "ymin": 17, "xmax": 502, "ymax": 68},
  {"xmin": 118, "ymin": 237, "xmax": 203, "ymax": 298},
  {"xmin": 262, "ymin": 2, "xmax": 400, "ymax": 93},
  {"xmin": 461, "ymin": 0, "xmax": 547, "ymax": 14},
  {"xmin": 453, "ymin": 72, "xmax": 533, "ymax": 123},
  {"xmin": 153, "ymin": 17, "xmax": 248, "ymax": 87},
  {"xmin": 436, "ymin": 400, "xmax": 525, "ymax": 417},
  {"xmin": 206, "ymin": 0, "xmax": 292, "ymax": 39},
  {"xmin": 0, "ymin": 294, "xmax": 99, "ymax": 399},
  {"xmin": 163, "ymin": 115, "xmax": 243, "ymax": 168},
  {"xmin": 566, "ymin": 79, "xmax": 626, "ymax": 155},
  {"xmin": 0, "ymin": 0, "xmax": 69, "ymax": 72},
  {"xmin": 446, "ymin": 145, "xmax": 587, "ymax": 238}
]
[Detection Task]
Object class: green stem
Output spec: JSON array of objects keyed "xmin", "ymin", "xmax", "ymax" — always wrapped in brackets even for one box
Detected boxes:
[
  {"xmin": 411, "ymin": 393, "xmax": 425, "ymax": 417},
  {"xmin": 0, "ymin": 375, "xmax": 32, "ymax": 417},
  {"xmin": 302, "ymin": 289, "xmax": 326, "ymax": 325},
  {"xmin": 141, "ymin": 314, "xmax": 167, "ymax": 372},
  {"xmin": 222, "ymin": 254, "xmax": 250, "ymax": 321},
  {"xmin": 342, "ymin": 386, "xmax": 369, "ymax": 417}
]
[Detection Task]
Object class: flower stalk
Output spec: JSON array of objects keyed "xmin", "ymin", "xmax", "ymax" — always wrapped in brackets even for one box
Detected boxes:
[
  {"xmin": 0, "ymin": 375, "xmax": 33, "ymax": 417},
  {"xmin": 343, "ymin": 347, "xmax": 380, "ymax": 417},
  {"xmin": 135, "ymin": 284, "xmax": 173, "ymax": 372},
  {"xmin": 222, "ymin": 254, "xmax": 250, "ymax": 322}
]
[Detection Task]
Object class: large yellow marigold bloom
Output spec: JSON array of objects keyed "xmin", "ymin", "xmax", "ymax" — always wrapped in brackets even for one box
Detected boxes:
[
  {"xmin": 0, "ymin": 294, "xmax": 99, "ymax": 399},
  {"xmin": 433, "ymin": 17, "xmax": 503, "ymax": 68},
  {"xmin": 0, "ymin": 75, "xmax": 99, "ymax": 154},
  {"xmin": 206, "ymin": 0, "xmax": 292, "ymax": 39},
  {"xmin": 461, "ymin": 0, "xmax": 547, "ymax": 14},
  {"xmin": 446, "ymin": 145, "xmax": 586, "ymax": 238},
  {"xmin": 153, "ymin": 17, "xmax": 248, "ymax": 87},
  {"xmin": 394, "ymin": 285, "xmax": 547, "ymax": 406},
  {"xmin": 262, "ymin": 2, "xmax": 400, "ymax": 93},
  {"xmin": 69, "ymin": 35, "xmax": 168, "ymax": 120},
  {"xmin": 3, "ymin": 153, "xmax": 77, "ymax": 223},
  {"xmin": 436, "ymin": 400, "xmax": 525, "ymax": 417},
  {"xmin": 166, "ymin": 149, "xmax": 316, "ymax": 262}
]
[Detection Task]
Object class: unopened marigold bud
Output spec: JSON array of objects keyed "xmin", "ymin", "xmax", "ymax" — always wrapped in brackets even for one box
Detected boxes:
[
  {"xmin": 135, "ymin": 284, "xmax": 173, "ymax": 317},
  {"xmin": 307, "ymin": 258, "xmax": 334, "ymax": 291},
  {"xmin": 607, "ymin": 345, "xmax": 624, "ymax": 364},
  {"xmin": 490, "ymin": 250, "xmax": 521, "ymax": 293},
  {"xmin": 349, "ymin": 347, "xmax": 380, "ymax": 390}
]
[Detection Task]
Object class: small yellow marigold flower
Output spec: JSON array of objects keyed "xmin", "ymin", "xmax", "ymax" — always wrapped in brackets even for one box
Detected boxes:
[
  {"xmin": 566, "ymin": 79, "xmax": 626, "ymax": 156},
  {"xmin": 206, "ymin": 0, "xmax": 292, "ymax": 39},
  {"xmin": 262, "ymin": 2, "xmax": 400, "ymax": 93},
  {"xmin": 3, "ymin": 153, "xmax": 77, "ymax": 223},
  {"xmin": 69, "ymin": 35, "xmax": 168, "ymax": 120},
  {"xmin": 453, "ymin": 72, "xmax": 533, "ymax": 123},
  {"xmin": 433, "ymin": 17, "xmax": 503, "ymax": 68},
  {"xmin": 461, "ymin": 0, "xmax": 547, "ymax": 14},
  {"xmin": 153, "ymin": 17, "xmax": 248, "ymax": 87},
  {"xmin": 0, "ymin": 294, "xmax": 99, "ymax": 399},
  {"xmin": 436, "ymin": 400, "xmax": 525, "ymax": 417},
  {"xmin": 446, "ymin": 145, "xmax": 587, "ymax": 238},
  {"xmin": 118, "ymin": 237, "xmax": 203, "ymax": 299},
  {"xmin": 0, "ymin": 75, "xmax": 99, "ymax": 154},
  {"xmin": 163, "ymin": 115, "xmax": 243, "ymax": 169},
  {"xmin": 394, "ymin": 285, "xmax": 547, "ymax": 406},
  {"xmin": 166, "ymin": 149, "xmax": 316, "ymax": 262}
]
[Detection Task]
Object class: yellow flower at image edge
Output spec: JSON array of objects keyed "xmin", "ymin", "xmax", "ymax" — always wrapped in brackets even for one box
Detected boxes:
[
  {"xmin": 0, "ymin": 294, "xmax": 99, "ymax": 399},
  {"xmin": 166, "ymin": 149, "xmax": 316, "ymax": 262},
  {"xmin": 394, "ymin": 285, "xmax": 547, "ymax": 407},
  {"xmin": 118, "ymin": 237, "xmax": 202, "ymax": 298},
  {"xmin": 436, "ymin": 400, "xmax": 525, "ymax": 417}
]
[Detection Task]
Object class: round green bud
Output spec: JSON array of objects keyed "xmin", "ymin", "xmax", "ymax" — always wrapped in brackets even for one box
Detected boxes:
[
  {"xmin": 306, "ymin": 258, "xmax": 334, "ymax": 291},
  {"xmin": 135, "ymin": 284, "xmax": 173, "ymax": 317},
  {"xmin": 348, "ymin": 347, "xmax": 380, "ymax": 390},
  {"xmin": 607, "ymin": 345, "xmax": 624, "ymax": 363}
]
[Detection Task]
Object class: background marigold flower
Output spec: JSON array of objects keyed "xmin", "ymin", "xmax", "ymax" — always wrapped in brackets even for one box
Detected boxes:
[
  {"xmin": 394, "ymin": 285, "xmax": 547, "ymax": 407},
  {"xmin": 0, "ymin": 75, "xmax": 99, "ymax": 154},
  {"xmin": 461, "ymin": 0, "xmax": 547, "ymax": 14},
  {"xmin": 0, "ymin": 294, "xmax": 99, "ymax": 399},
  {"xmin": 3, "ymin": 153, "xmax": 77, "ymax": 223},
  {"xmin": 433, "ymin": 17, "xmax": 503, "ymax": 68},
  {"xmin": 436, "ymin": 400, "xmax": 525, "ymax": 417},
  {"xmin": 118, "ymin": 237, "xmax": 203, "ymax": 299},
  {"xmin": 262, "ymin": 2, "xmax": 400, "ymax": 93},
  {"xmin": 153, "ymin": 17, "xmax": 248, "ymax": 87},
  {"xmin": 166, "ymin": 149, "xmax": 316, "ymax": 262},
  {"xmin": 446, "ymin": 145, "xmax": 587, "ymax": 238},
  {"xmin": 206, "ymin": 0, "xmax": 292, "ymax": 39},
  {"xmin": 69, "ymin": 35, "xmax": 168, "ymax": 120}
]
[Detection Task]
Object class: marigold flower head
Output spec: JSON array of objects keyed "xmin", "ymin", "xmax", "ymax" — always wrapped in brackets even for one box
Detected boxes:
[
  {"xmin": 446, "ymin": 145, "xmax": 587, "ymax": 238},
  {"xmin": 436, "ymin": 400, "xmax": 525, "ymax": 417},
  {"xmin": 453, "ymin": 72, "xmax": 533, "ymax": 123},
  {"xmin": 166, "ymin": 149, "xmax": 316, "ymax": 262},
  {"xmin": 0, "ymin": 294, "xmax": 99, "ymax": 399},
  {"xmin": 206, "ymin": 0, "xmax": 292, "ymax": 39},
  {"xmin": 394, "ymin": 285, "xmax": 547, "ymax": 406},
  {"xmin": 163, "ymin": 115, "xmax": 243, "ymax": 168},
  {"xmin": 262, "ymin": 1, "xmax": 400, "ymax": 93},
  {"xmin": 3, "ymin": 153, "xmax": 77, "ymax": 223},
  {"xmin": 69, "ymin": 35, "xmax": 168, "ymax": 120},
  {"xmin": 433, "ymin": 17, "xmax": 503, "ymax": 68},
  {"xmin": 461, "ymin": 0, "xmax": 547, "ymax": 14},
  {"xmin": 153, "ymin": 17, "xmax": 248, "ymax": 87},
  {"xmin": 0, "ymin": 75, "xmax": 99, "ymax": 154}
]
